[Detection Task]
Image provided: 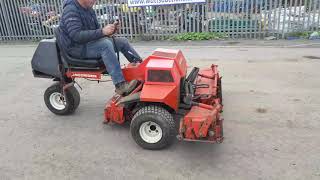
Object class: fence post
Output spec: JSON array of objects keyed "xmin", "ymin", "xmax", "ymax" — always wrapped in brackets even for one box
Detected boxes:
[
  {"xmin": 128, "ymin": 7, "xmax": 133, "ymax": 40},
  {"xmin": 0, "ymin": 0, "xmax": 13, "ymax": 40},
  {"xmin": 282, "ymin": 0, "xmax": 288, "ymax": 39}
]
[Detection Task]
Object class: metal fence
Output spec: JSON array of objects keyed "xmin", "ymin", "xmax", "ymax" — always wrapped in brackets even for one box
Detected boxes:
[{"xmin": 0, "ymin": 0, "xmax": 319, "ymax": 41}]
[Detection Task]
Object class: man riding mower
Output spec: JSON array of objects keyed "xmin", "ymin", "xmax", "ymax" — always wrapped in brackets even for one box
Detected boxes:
[
  {"xmin": 58, "ymin": 0, "xmax": 142, "ymax": 96},
  {"xmin": 31, "ymin": 0, "xmax": 224, "ymax": 150}
]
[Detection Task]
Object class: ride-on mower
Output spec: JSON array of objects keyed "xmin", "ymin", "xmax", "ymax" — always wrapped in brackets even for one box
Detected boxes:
[{"xmin": 31, "ymin": 36, "xmax": 224, "ymax": 150}]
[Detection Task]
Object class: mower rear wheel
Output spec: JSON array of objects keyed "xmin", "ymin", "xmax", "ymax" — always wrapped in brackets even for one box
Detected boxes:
[
  {"xmin": 44, "ymin": 82, "xmax": 80, "ymax": 115},
  {"xmin": 130, "ymin": 106, "xmax": 176, "ymax": 150}
]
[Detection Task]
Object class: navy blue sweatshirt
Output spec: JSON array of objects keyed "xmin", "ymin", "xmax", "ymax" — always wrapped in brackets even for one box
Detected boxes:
[{"xmin": 58, "ymin": 0, "xmax": 104, "ymax": 53}]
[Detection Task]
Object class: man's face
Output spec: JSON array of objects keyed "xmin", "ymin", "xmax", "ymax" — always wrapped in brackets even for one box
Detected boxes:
[{"xmin": 83, "ymin": 0, "xmax": 96, "ymax": 8}]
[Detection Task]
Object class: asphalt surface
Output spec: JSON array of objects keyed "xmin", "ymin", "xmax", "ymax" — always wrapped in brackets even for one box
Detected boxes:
[{"xmin": 0, "ymin": 42, "xmax": 320, "ymax": 180}]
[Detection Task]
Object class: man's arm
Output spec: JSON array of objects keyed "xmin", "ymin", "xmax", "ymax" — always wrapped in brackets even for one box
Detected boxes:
[{"xmin": 63, "ymin": 8, "xmax": 104, "ymax": 44}]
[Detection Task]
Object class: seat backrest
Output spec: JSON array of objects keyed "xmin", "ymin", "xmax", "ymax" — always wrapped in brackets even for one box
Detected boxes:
[
  {"xmin": 53, "ymin": 28, "xmax": 104, "ymax": 68},
  {"xmin": 54, "ymin": 28, "xmax": 60, "ymax": 44},
  {"xmin": 53, "ymin": 28, "xmax": 70, "ymax": 67},
  {"xmin": 54, "ymin": 28, "xmax": 66, "ymax": 54}
]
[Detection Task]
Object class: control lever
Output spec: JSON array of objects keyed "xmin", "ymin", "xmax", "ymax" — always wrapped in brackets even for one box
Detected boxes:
[{"xmin": 193, "ymin": 84, "xmax": 209, "ymax": 89}]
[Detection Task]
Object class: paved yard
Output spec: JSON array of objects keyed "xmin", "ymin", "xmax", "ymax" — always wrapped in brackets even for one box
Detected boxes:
[{"xmin": 0, "ymin": 42, "xmax": 319, "ymax": 180}]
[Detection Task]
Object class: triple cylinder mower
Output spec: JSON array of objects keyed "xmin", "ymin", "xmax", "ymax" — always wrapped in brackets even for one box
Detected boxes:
[{"xmin": 31, "ymin": 36, "xmax": 224, "ymax": 150}]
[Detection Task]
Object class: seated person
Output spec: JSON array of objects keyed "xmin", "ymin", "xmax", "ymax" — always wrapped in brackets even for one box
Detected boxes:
[{"xmin": 57, "ymin": 0, "xmax": 141, "ymax": 95}]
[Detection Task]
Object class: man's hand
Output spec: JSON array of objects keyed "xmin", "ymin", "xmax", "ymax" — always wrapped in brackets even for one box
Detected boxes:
[
  {"xmin": 102, "ymin": 24, "xmax": 115, "ymax": 36},
  {"xmin": 113, "ymin": 20, "xmax": 121, "ymax": 34}
]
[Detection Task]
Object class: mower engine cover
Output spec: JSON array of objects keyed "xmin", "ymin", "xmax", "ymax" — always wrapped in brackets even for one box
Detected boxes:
[
  {"xmin": 31, "ymin": 39, "xmax": 60, "ymax": 78},
  {"xmin": 121, "ymin": 48, "xmax": 188, "ymax": 111}
]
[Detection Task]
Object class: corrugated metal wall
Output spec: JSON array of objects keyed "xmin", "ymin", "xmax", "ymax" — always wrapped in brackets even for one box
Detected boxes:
[{"xmin": 0, "ymin": 0, "xmax": 319, "ymax": 41}]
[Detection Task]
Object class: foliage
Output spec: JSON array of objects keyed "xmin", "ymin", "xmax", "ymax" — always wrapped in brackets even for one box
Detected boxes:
[
  {"xmin": 286, "ymin": 31, "xmax": 320, "ymax": 39},
  {"xmin": 171, "ymin": 32, "xmax": 229, "ymax": 41}
]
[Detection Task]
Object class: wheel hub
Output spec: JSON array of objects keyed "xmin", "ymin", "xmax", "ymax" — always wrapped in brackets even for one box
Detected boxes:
[
  {"xmin": 139, "ymin": 121, "xmax": 162, "ymax": 143},
  {"xmin": 49, "ymin": 92, "xmax": 66, "ymax": 110}
]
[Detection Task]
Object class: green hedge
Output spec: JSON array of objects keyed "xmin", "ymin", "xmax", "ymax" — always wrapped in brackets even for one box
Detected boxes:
[{"xmin": 171, "ymin": 32, "xmax": 228, "ymax": 41}]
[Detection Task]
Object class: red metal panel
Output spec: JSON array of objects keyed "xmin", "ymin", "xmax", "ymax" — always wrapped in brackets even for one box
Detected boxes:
[
  {"xmin": 104, "ymin": 95, "xmax": 125, "ymax": 124},
  {"xmin": 140, "ymin": 84, "xmax": 179, "ymax": 111},
  {"xmin": 122, "ymin": 61, "xmax": 147, "ymax": 82},
  {"xmin": 195, "ymin": 65, "xmax": 220, "ymax": 105},
  {"xmin": 151, "ymin": 48, "xmax": 187, "ymax": 77},
  {"xmin": 66, "ymin": 70, "xmax": 104, "ymax": 80},
  {"xmin": 122, "ymin": 48, "xmax": 187, "ymax": 82},
  {"xmin": 181, "ymin": 105, "xmax": 222, "ymax": 142},
  {"xmin": 146, "ymin": 59, "xmax": 174, "ymax": 68}
]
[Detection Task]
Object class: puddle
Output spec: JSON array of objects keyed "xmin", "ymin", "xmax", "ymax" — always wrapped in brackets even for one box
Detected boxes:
[
  {"xmin": 303, "ymin": 56, "xmax": 320, "ymax": 60},
  {"xmin": 256, "ymin": 108, "xmax": 267, "ymax": 113}
]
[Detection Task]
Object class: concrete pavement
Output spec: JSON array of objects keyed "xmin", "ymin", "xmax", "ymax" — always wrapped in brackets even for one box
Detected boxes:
[{"xmin": 0, "ymin": 43, "xmax": 319, "ymax": 180}]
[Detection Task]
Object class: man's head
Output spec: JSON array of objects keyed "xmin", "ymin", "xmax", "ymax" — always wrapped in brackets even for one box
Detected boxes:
[{"xmin": 77, "ymin": 0, "xmax": 96, "ymax": 9}]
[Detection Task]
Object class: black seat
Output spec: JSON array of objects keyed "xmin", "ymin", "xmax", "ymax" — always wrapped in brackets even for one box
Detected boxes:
[{"xmin": 54, "ymin": 28, "xmax": 103, "ymax": 68}]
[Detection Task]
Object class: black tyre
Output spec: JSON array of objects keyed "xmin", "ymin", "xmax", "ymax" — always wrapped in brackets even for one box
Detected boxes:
[
  {"xmin": 130, "ymin": 106, "xmax": 176, "ymax": 150},
  {"xmin": 44, "ymin": 82, "xmax": 80, "ymax": 115},
  {"xmin": 71, "ymin": 85, "xmax": 81, "ymax": 110}
]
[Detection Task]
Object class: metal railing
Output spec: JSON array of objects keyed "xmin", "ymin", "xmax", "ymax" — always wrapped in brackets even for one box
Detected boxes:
[{"xmin": 0, "ymin": 0, "xmax": 319, "ymax": 41}]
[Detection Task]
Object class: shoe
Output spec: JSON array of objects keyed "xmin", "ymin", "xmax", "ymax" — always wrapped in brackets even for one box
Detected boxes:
[{"xmin": 115, "ymin": 80, "xmax": 139, "ymax": 96}]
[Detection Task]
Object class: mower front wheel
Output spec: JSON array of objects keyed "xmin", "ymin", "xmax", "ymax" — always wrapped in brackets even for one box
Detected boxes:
[
  {"xmin": 130, "ymin": 106, "xmax": 176, "ymax": 150},
  {"xmin": 44, "ymin": 82, "xmax": 80, "ymax": 115}
]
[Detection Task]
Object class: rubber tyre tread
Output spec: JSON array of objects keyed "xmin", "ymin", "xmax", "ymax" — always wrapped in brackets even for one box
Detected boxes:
[
  {"xmin": 130, "ymin": 105, "xmax": 176, "ymax": 150},
  {"xmin": 68, "ymin": 86, "xmax": 80, "ymax": 109}
]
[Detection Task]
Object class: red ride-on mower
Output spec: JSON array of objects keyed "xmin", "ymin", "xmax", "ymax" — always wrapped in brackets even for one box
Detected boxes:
[{"xmin": 31, "ymin": 36, "xmax": 224, "ymax": 149}]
